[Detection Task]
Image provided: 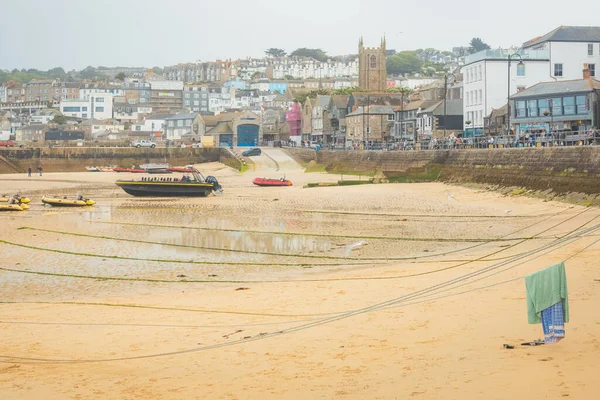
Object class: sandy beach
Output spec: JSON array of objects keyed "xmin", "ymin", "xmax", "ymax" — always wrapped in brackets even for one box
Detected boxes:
[{"xmin": 0, "ymin": 148, "xmax": 599, "ymax": 399}]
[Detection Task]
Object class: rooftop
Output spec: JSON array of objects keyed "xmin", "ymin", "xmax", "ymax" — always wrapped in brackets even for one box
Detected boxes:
[
  {"xmin": 347, "ymin": 105, "xmax": 395, "ymax": 117},
  {"xmin": 511, "ymin": 78, "xmax": 600, "ymax": 99},
  {"xmin": 523, "ymin": 26, "xmax": 600, "ymax": 48},
  {"xmin": 164, "ymin": 113, "xmax": 198, "ymax": 120}
]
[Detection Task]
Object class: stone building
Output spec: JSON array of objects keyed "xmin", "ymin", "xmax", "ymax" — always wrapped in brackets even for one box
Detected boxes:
[
  {"xmin": 345, "ymin": 105, "xmax": 395, "ymax": 144},
  {"xmin": 358, "ymin": 37, "xmax": 387, "ymax": 92}
]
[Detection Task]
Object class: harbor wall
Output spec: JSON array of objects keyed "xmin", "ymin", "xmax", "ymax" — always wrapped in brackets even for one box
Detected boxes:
[
  {"xmin": 285, "ymin": 147, "xmax": 600, "ymax": 195},
  {"xmin": 0, "ymin": 147, "xmax": 221, "ymax": 174}
]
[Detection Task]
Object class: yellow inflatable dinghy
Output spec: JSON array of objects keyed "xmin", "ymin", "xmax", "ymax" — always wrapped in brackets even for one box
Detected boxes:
[{"xmin": 42, "ymin": 196, "xmax": 96, "ymax": 207}]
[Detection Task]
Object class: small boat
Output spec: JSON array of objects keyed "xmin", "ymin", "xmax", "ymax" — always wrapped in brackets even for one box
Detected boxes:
[
  {"xmin": 0, "ymin": 195, "xmax": 31, "ymax": 203},
  {"xmin": 168, "ymin": 166, "xmax": 195, "ymax": 173},
  {"xmin": 116, "ymin": 167, "xmax": 222, "ymax": 197},
  {"xmin": 0, "ymin": 203, "xmax": 29, "ymax": 211},
  {"xmin": 86, "ymin": 166, "xmax": 100, "ymax": 172},
  {"xmin": 113, "ymin": 167, "xmax": 146, "ymax": 173},
  {"xmin": 42, "ymin": 196, "xmax": 96, "ymax": 207},
  {"xmin": 141, "ymin": 163, "xmax": 170, "ymax": 170},
  {"xmin": 252, "ymin": 177, "xmax": 293, "ymax": 187},
  {"xmin": 99, "ymin": 166, "xmax": 117, "ymax": 172}
]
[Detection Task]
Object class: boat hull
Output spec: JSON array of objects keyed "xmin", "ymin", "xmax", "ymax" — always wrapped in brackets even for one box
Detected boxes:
[{"xmin": 116, "ymin": 181, "xmax": 214, "ymax": 197}]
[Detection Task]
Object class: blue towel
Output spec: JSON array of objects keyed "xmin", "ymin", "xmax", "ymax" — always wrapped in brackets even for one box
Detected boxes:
[{"xmin": 541, "ymin": 302, "xmax": 565, "ymax": 344}]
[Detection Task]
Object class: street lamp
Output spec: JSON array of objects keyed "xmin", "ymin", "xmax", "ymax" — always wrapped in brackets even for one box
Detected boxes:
[
  {"xmin": 507, "ymin": 53, "xmax": 524, "ymax": 136},
  {"xmin": 443, "ymin": 73, "xmax": 457, "ymax": 139}
]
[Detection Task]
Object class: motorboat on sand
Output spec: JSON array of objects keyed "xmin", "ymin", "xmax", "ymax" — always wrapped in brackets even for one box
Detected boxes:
[{"xmin": 115, "ymin": 166, "xmax": 222, "ymax": 197}]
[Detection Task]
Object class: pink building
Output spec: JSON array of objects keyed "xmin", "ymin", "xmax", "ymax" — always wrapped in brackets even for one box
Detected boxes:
[{"xmin": 286, "ymin": 103, "xmax": 302, "ymax": 137}]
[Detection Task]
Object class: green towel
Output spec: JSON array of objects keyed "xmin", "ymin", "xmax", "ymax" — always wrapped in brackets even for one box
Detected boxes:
[{"xmin": 525, "ymin": 261, "xmax": 569, "ymax": 324}]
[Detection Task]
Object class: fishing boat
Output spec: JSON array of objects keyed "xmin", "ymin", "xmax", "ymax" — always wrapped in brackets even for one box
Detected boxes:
[
  {"xmin": 42, "ymin": 196, "xmax": 96, "ymax": 207},
  {"xmin": 0, "ymin": 203, "xmax": 29, "ymax": 211},
  {"xmin": 0, "ymin": 195, "xmax": 31, "ymax": 203},
  {"xmin": 86, "ymin": 166, "xmax": 100, "ymax": 172},
  {"xmin": 115, "ymin": 167, "xmax": 222, "ymax": 197},
  {"xmin": 113, "ymin": 167, "xmax": 146, "ymax": 173},
  {"xmin": 252, "ymin": 177, "xmax": 293, "ymax": 187}
]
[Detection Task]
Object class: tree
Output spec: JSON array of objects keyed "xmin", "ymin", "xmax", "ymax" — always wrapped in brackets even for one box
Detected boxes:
[
  {"xmin": 386, "ymin": 86, "xmax": 412, "ymax": 94},
  {"xmin": 386, "ymin": 49, "xmax": 397, "ymax": 57},
  {"xmin": 265, "ymin": 48, "xmax": 287, "ymax": 58},
  {"xmin": 115, "ymin": 72, "xmax": 126, "ymax": 81},
  {"xmin": 386, "ymin": 51, "xmax": 423, "ymax": 75},
  {"xmin": 79, "ymin": 66, "xmax": 98, "ymax": 80},
  {"xmin": 290, "ymin": 48, "xmax": 328, "ymax": 62},
  {"xmin": 284, "ymin": 74, "xmax": 294, "ymax": 80},
  {"xmin": 152, "ymin": 66, "xmax": 163, "ymax": 75},
  {"xmin": 469, "ymin": 38, "xmax": 491, "ymax": 54},
  {"xmin": 51, "ymin": 115, "xmax": 67, "ymax": 125}
]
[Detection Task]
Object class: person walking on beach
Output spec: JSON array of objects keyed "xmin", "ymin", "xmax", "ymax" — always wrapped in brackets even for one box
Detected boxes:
[
  {"xmin": 38, "ymin": 166, "xmax": 43, "ymax": 176},
  {"xmin": 28, "ymin": 167, "xmax": 32, "ymax": 177}
]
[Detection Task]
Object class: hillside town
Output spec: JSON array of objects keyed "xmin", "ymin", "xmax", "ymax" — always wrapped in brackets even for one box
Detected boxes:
[{"xmin": 1, "ymin": 25, "xmax": 600, "ymax": 149}]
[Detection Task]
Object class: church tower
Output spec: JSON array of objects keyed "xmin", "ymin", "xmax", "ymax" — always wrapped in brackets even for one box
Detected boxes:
[{"xmin": 358, "ymin": 36, "xmax": 387, "ymax": 91}]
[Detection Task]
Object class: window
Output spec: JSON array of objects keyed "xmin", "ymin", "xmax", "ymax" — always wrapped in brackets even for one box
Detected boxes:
[
  {"xmin": 82, "ymin": 107, "xmax": 87, "ymax": 111},
  {"xmin": 538, "ymin": 99, "xmax": 550, "ymax": 116},
  {"xmin": 554, "ymin": 63, "xmax": 563, "ymax": 77},
  {"xmin": 184, "ymin": 100, "xmax": 190, "ymax": 106},
  {"xmin": 589, "ymin": 64, "xmax": 596, "ymax": 77},
  {"xmin": 551, "ymin": 98, "xmax": 562, "ymax": 115},
  {"xmin": 466, "ymin": 92, "xmax": 471, "ymax": 106},
  {"xmin": 184, "ymin": 93, "xmax": 190, "ymax": 98},
  {"xmin": 136, "ymin": 126, "xmax": 141, "ymax": 131},
  {"xmin": 177, "ymin": 120, "xmax": 183, "ymax": 127},
  {"xmin": 185, "ymin": 120, "xmax": 192, "ymax": 126},
  {"xmin": 478, "ymin": 89, "xmax": 482, "ymax": 105},
  {"xmin": 563, "ymin": 97, "xmax": 575, "ymax": 115},
  {"xmin": 588, "ymin": 44, "xmax": 594, "ymax": 56},
  {"xmin": 369, "ymin": 55, "xmax": 376, "ymax": 68},
  {"xmin": 366, "ymin": 127, "xmax": 371, "ymax": 134},
  {"xmin": 517, "ymin": 63, "xmax": 525, "ymax": 77},
  {"xmin": 387, "ymin": 114, "xmax": 395, "ymax": 121},
  {"xmin": 478, "ymin": 65, "xmax": 482, "ymax": 81},
  {"xmin": 82, "ymin": 114, "xmax": 87, "ymax": 118},
  {"xmin": 576, "ymin": 96, "xmax": 587, "ymax": 114},
  {"xmin": 63, "ymin": 106, "xmax": 81, "ymax": 112},
  {"xmin": 96, "ymin": 97, "xmax": 104, "ymax": 102},
  {"xmin": 527, "ymin": 99, "xmax": 538, "ymax": 117},
  {"xmin": 516, "ymin": 101, "xmax": 527, "ymax": 117},
  {"xmin": 95, "ymin": 107, "xmax": 104, "ymax": 112}
]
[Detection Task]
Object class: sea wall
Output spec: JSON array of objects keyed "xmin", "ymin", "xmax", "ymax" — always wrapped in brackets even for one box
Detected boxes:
[
  {"xmin": 285, "ymin": 147, "xmax": 600, "ymax": 195},
  {"xmin": 0, "ymin": 147, "xmax": 221, "ymax": 174}
]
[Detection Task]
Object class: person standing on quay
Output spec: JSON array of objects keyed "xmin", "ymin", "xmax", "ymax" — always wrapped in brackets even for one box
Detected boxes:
[
  {"xmin": 28, "ymin": 167, "xmax": 32, "ymax": 177},
  {"xmin": 38, "ymin": 166, "xmax": 43, "ymax": 176}
]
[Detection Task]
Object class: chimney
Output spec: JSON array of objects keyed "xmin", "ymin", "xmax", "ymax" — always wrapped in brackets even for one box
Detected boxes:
[{"xmin": 583, "ymin": 66, "xmax": 591, "ymax": 79}]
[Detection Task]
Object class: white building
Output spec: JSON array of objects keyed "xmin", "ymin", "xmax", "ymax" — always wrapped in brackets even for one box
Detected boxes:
[
  {"xmin": 461, "ymin": 26, "xmax": 600, "ymax": 132},
  {"xmin": 79, "ymin": 83, "xmax": 122, "ymax": 100},
  {"xmin": 30, "ymin": 109, "xmax": 60, "ymax": 124},
  {"xmin": 132, "ymin": 113, "xmax": 172, "ymax": 133},
  {"xmin": 60, "ymin": 93, "xmax": 113, "ymax": 120},
  {"xmin": 269, "ymin": 57, "xmax": 359, "ymax": 80}
]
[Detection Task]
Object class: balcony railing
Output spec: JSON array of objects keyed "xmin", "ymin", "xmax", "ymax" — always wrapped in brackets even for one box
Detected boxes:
[{"xmin": 465, "ymin": 49, "xmax": 549, "ymax": 64}]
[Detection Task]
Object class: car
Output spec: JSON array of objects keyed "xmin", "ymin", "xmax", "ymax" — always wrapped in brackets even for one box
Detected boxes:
[
  {"xmin": 242, "ymin": 148, "xmax": 261, "ymax": 157},
  {"xmin": 131, "ymin": 140, "xmax": 156, "ymax": 148},
  {"xmin": 0, "ymin": 140, "xmax": 15, "ymax": 147}
]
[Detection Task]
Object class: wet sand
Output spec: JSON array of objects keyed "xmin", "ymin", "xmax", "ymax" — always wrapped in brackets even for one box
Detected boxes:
[{"xmin": 1, "ymin": 148, "xmax": 599, "ymax": 399}]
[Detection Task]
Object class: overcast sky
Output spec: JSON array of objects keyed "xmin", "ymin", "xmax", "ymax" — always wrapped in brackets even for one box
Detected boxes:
[{"xmin": 1, "ymin": 0, "xmax": 598, "ymax": 71}]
